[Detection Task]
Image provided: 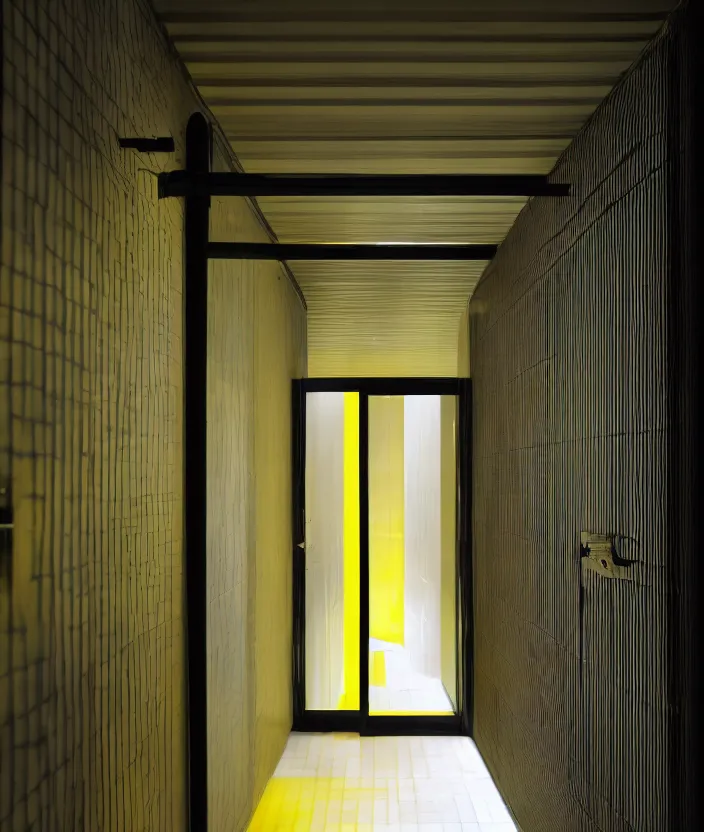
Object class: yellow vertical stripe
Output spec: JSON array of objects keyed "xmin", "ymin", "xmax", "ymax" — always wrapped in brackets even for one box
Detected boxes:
[
  {"xmin": 368, "ymin": 396, "xmax": 405, "ymax": 646},
  {"xmin": 370, "ymin": 651, "xmax": 387, "ymax": 687},
  {"xmin": 338, "ymin": 392, "xmax": 360, "ymax": 710}
]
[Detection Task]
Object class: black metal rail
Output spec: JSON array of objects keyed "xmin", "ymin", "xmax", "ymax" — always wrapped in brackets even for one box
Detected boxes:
[
  {"xmin": 208, "ymin": 242, "xmax": 498, "ymax": 261},
  {"xmin": 184, "ymin": 113, "xmax": 210, "ymax": 832},
  {"xmin": 159, "ymin": 171, "xmax": 570, "ymax": 199}
]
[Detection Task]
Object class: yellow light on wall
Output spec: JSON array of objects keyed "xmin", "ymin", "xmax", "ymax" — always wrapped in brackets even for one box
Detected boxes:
[
  {"xmin": 338, "ymin": 392, "xmax": 360, "ymax": 710},
  {"xmin": 370, "ymin": 651, "xmax": 387, "ymax": 688},
  {"xmin": 369, "ymin": 397, "xmax": 405, "ymax": 646}
]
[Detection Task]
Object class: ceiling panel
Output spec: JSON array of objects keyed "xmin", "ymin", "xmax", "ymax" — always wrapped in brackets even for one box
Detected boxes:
[
  {"xmin": 154, "ymin": 0, "xmax": 675, "ymax": 377},
  {"xmin": 297, "ymin": 260, "xmax": 489, "ymax": 377}
]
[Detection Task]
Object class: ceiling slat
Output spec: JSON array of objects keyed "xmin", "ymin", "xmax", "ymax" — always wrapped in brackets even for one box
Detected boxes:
[{"xmin": 155, "ymin": 0, "xmax": 674, "ymax": 377}]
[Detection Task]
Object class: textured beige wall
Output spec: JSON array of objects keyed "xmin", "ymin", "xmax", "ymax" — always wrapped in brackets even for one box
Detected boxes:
[
  {"xmin": 207, "ymin": 163, "xmax": 307, "ymax": 832},
  {"xmin": 1, "ymin": 1, "xmax": 192, "ymax": 826},
  {"xmin": 207, "ymin": 196, "xmax": 256, "ymax": 832},
  {"xmin": 252, "ymin": 243, "xmax": 307, "ymax": 803},
  {"xmin": 0, "ymin": 0, "xmax": 306, "ymax": 828},
  {"xmin": 457, "ymin": 307, "xmax": 471, "ymax": 377}
]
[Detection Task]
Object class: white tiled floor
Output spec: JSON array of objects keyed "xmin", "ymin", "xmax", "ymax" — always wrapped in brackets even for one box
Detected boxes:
[
  {"xmin": 369, "ymin": 639, "xmax": 455, "ymax": 714},
  {"xmin": 248, "ymin": 733, "xmax": 517, "ymax": 831}
]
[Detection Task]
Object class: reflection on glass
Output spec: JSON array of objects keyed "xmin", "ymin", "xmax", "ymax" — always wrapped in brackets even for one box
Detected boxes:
[
  {"xmin": 368, "ymin": 395, "xmax": 457, "ymax": 715},
  {"xmin": 305, "ymin": 392, "xmax": 359, "ymax": 710}
]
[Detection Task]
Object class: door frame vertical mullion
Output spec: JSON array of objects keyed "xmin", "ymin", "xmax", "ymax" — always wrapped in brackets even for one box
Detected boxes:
[
  {"xmin": 291, "ymin": 380, "xmax": 306, "ymax": 729},
  {"xmin": 359, "ymin": 392, "xmax": 370, "ymax": 731}
]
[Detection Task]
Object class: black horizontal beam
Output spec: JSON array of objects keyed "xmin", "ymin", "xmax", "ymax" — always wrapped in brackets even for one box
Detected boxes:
[
  {"xmin": 362, "ymin": 715, "xmax": 461, "ymax": 737},
  {"xmin": 301, "ymin": 377, "xmax": 461, "ymax": 395},
  {"xmin": 159, "ymin": 171, "xmax": 570, "ymax": 198},
  {"xmin": 207, "ymin": 242, "xmax": 497, "ymax": 261}
]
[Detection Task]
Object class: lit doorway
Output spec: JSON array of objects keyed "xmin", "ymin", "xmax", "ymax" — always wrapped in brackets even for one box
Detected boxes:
[{"xmin": 292, "ymin": 379, "xmax": 472, "ymax": 736}]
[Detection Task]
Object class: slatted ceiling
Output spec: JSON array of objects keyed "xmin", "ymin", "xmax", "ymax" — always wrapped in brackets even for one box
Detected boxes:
[
  {"xmin": 255, "ymin": 198, "xmax": 527, "ymax": 244},
  {"xmin": 154, "ymin": 0, "xmax": 675, "ymax": 377},
  {"xmin": 297, "ymin": 260, "xmax": 487, "ymax": 377},
  {"xmin": 213, "ymin": 109, "xmax": 598, "ymax": 141},
  {"xmin": 163, "ymin": 21, "xmax": 663, "ymax": 38},
  {"xmin": 188, "ymin": 62, "xmax": 637, "ymax": 86},
  {"xmin": 178, "ymin": 44, "xmax": 649, "ymax": 63},
  {"xmin": 199, "ymin": 87, "xmax": 614, "ymax": 104},
  {"xmin": 155, "ymin": 0, "xmax": 672, "ymax": 23},
  {"xmin": 229, "ymin": 139, "xmax": 572, "ymax": 176}
]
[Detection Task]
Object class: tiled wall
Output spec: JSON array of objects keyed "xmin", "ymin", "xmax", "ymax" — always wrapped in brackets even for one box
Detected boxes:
[
  {"xmin": 467, "ymin": 14, "xmax": 687, "ymax": 832},
  {"xmin": 0, "ymin": 0, "xmax": 306, "ymax": 829}
]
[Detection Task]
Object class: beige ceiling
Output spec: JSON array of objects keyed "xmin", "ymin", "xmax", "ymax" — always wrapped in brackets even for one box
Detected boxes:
[{"xmin": 154, "ymin": 0, "xmax": 674, "ymax": 377}]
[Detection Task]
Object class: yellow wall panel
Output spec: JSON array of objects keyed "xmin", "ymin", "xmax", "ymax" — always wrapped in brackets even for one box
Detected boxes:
[
  {"xmin": 339, "ymin": 393, "xmax": 360, "ymax": 709},
  {"xmin": 368, "ymin": 397, "xmax": 405, "ymax": 646},
  {"xmin": 370, "ymin": 651, "xmax": 387, "ymax": 687}
]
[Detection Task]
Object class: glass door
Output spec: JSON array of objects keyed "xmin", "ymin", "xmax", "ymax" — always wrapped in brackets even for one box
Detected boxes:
[
  {"xmin": 304, "ymin": 391, "xmax": 360, "ymax": 713},
  {"xmin": 368, "ymin": 395, "xmax": 457, "ymax": 716},
  {"xmin": 295, "ymin": 380, "xmax": 463, "ymax": 735}
]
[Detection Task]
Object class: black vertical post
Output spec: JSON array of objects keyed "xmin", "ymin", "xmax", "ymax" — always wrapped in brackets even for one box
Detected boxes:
[
  {"xmin": 359, "ymin": 393, "xmax": 370, "ymax": 728},
  {"xmin": 291, "ymin": 381, "xmax": 306, "ymax": 728},
  {"xmin": 457, "ymin": 379, "xmax": 473, "ymax": 737},
  {"xmin": 184, "ymin": 112, "xmax": 210, "ymax": 831},
  {"xmin": 669, "ymin": 7, "xmax": 703, "ymax": 826}
]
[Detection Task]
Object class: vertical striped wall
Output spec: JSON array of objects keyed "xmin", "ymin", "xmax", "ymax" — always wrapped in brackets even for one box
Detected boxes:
[
  {"xmin": 468, "ymin": 10, "xmax": 692, "ymax": 831},
  {"xmin": 207, "ymin": 137, "xmax": 307, "ymax": 831}
]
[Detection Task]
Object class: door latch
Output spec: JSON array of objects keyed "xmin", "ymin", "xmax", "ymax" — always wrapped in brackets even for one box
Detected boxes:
[{"xmin": 580, "ymin": 532, "xmax": 634, "ymax": 581}]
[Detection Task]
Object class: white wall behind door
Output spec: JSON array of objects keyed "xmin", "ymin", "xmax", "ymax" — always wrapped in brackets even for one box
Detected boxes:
[
  {"xmin": 305, "ymin": 392, "xmax": 345, "ymax": 709},
  {"xmin": 404, "ymin": 395, "xmax": 442, "ymax": 679}
]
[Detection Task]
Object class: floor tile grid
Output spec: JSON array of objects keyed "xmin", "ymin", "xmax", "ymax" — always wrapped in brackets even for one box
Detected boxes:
[{"xmin": 248, "ymin": 735, "xmax": 517, "ymax": 831}]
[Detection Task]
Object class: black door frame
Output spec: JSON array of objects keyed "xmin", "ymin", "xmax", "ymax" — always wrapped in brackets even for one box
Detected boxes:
[{"xmin": 292, "ymin": 377, "xmax": 473, "ymax": 737}]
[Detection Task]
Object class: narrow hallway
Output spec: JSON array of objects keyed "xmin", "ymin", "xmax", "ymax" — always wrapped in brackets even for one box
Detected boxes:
[
  {"xmin": 248, "ymin": 734, "xmax": 515, "ymax": 831},
  {"xmin": 2, "ymin": 0, "xmax": 701, "ymax": 829}
]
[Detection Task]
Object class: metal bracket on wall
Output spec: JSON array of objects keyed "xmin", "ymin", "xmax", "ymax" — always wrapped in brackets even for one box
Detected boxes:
[
  {"xmin": 580, "ymin": 532, "xmax": 635, "ymax": 581},
  {"xmin": 0, "ymin": 484, "xmax": 12, "ymax": 584}
]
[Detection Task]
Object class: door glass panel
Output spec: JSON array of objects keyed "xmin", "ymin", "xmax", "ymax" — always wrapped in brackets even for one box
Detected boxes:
[
  {"xmin": 368, "ymin": 395, "xmax": 457, "ymax": 715},
  {"xmin": 305, "ymin": 392, "xmax": 360, "ymax": 710}
]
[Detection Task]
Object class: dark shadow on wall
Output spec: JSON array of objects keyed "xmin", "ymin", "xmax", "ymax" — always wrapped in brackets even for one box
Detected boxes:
[{"xmin": 467, "ymin": 3, "xmax": 700, "ymax": 830}]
